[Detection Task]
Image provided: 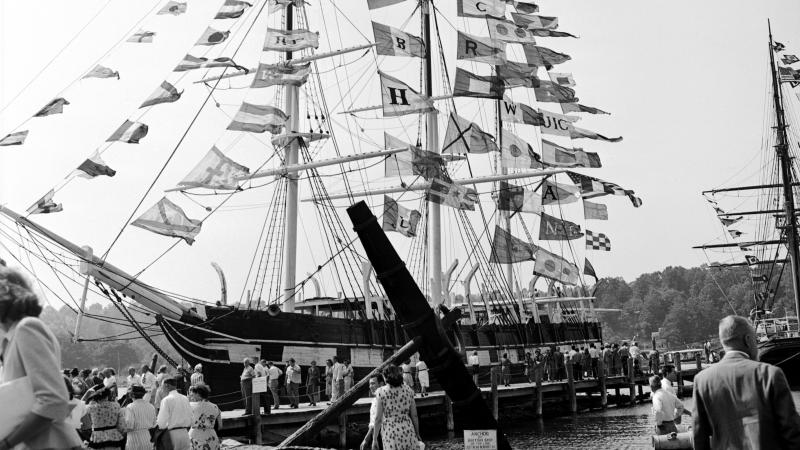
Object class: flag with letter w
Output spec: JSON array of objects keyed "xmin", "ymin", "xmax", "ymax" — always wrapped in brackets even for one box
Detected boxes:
[
  {"xmin": 378, "ymin": 71, "xmax": 436, "ymax": 117},
  {"xmin": 500, "ymin": 98, "xmax": 543, "ymax": 125},
  {"xmin": 178, "ymin": 146, "xmax": 250, "ymax": 190},
  {"xmin": 132, "ymin": 197, "xmax": 202, "ymax": 245},
  {"xmin": 453, "ymin": 68, "xmax": 504, "ymax": 99},
  {"xmin": 372, "ymin": 22, "xmax": 424, "ymax": 58},
  {"xmin": 382, "ymin": 196, "xmax": 421, "ymax": 237},
  {"xmin": 457, "ymin": 31, "xmax": 506, "ymax": 65},
  {"xmin": 585, "ymin": 230, "xmax": 611, "ymax": 251}
]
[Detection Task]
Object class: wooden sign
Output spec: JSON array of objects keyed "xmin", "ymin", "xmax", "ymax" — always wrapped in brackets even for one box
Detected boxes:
[{"xmin": 464, "ymin": 429, "xmax": 498, "ymax": 450}]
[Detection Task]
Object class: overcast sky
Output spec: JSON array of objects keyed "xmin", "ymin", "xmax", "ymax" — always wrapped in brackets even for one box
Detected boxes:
[{"xmin": 2, "ymin": 0, "xmax": 800, "ymax": 309}]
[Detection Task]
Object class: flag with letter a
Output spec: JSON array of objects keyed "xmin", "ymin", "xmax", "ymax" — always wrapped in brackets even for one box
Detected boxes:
[
  {"xmin": 533, "ymin": 247, "xmax": 580, "ymax": 286},
  {"xmin": 585, "ymin": 230, "xmax": 611, "ymax": 251},
  {"xmin": 372, "ymin": 22, "xmax": 425, "ymax": 58},
  {"xmin": 499, "ymin": 129, "xmax": 542, "ymax": 169},
  {"xmin": 490, "ymin": 226, "xmax": 537, "ymax": 263},
  {"xmin": 264, "ymin": 28, "xmax": 320, "ymax": 51},
  {"xmin": 453, "ymin": 68, "xmax": 504, "ymax": 99},
  {"xmin": 457, "ymin": 0, "xmax": 505, "ymax": 17},
  {"xmin": 107, "ymin": 120, "xmax": 148, "ymax": 143},
  {"xmin": 378, "ymin": 71, "xmax": 436, "ymax": 117},
  {"xmin": 486, "ymin": 17, "xmax": 536, "ymax": 44},
  {"xmin": 252, "ymin": 63, "xmax": 311, "ymax": 87},
  {"xmin": 34, "ymin": 98, "xmax": 70, "ymax": 117},
  {"xmin": 74, "ymin": 151, "xmax": 116, "ymax": 179},
  {"xmin": 457, "ymin": 31, "xmax": 506, "ymax": 65},
  {"xmin": 178, "ymin": 146, "xmax": 250, "ymax": 190},
  {"xmin": 26, "ymin": 190, "xmax": 63, "ymax": 214},
  {"xmin": 227, "ymin": 103, "xmax": 289, "ymax": 134},
  {"xmin": 497, "ymin": 181, "xmax": 542, "ymax": 214},
  {"xmin": 539, "ymin": 212, "xmax": 583, "ymax": 240},
  {"xmin": 541, "ymin": 179, "xmax": 580, "ymax": 205},
  {"xmin": 132, "ymin": 197, "xmax": 202, "ymax": 245},
  {"xmin": 382, "ymin": 196, "xmax": 421, "ymax": 237},
  {"xmin": 426, "ymin": 179, "xmax": 478, "ymax": 210},
  {"xmin": 140, "ymin": 81, "xmax": 182, "ymax": 108},
  {"xmin": 442, "ymin": 113, "xmax": 498, "ymax": 154},
  {"xmin": 583, "ymin": 200, "xmax": 608, "ymax": 220}
]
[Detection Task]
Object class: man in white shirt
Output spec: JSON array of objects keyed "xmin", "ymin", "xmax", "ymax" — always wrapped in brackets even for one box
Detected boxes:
[
  {"xmin": 651, "ymin": 375, "xmax": 684, "ymax": 435},
  {"xmin": 155, "ymin": 376, "xmax": 192, "ymax": 450},
  {"xmin": 126, "ymin": 366, "xmax": 142, "ymax": 387},
  {"xmin": 286, "ymin": 358, "xmax": 302, "ymax": 408},
  {"xmin": 267, "ymin": 361, "xmax": 283, "ymax": 409},
  {"xmin": 359, "ymin": 374, "xmax": 385, "ymax": 450},
  {"xmin": 588, "ymin": 345, "xmax": 600, "ymax": 378},
  {"xmin": 467, "ymin": 351, "xmax": 480, "ymax": 385}
]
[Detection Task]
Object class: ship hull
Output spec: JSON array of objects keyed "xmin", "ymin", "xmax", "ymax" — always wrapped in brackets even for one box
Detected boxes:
[
  {"xmin": 759, "ymin": 337, "xmax": 800, "ymax": 385},
  {"xmin": 158, "ymin": 306, "xmax": 602, "ymax": 410}
]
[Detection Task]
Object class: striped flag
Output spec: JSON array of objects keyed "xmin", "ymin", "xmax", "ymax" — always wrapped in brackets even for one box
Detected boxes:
[
  {"xmin": 497, "ymin": 181, "xmax": 542, "ymax": 214},
  {"xmin": 83, "ymin": 65, "xmax": 119, "ymax": 79},
  {"xmin": 511, "ymin": 13, "xmax": 558, "ymax": 30},
  {"xmin": 196, "ymin": 27, "xmax": 230, "ymax": 46},
  {"xmin": 453, "ymin": 68, "xmax": 504, "ymax": 99},
  {"xmin": 541, "ymin": 139, "xmax": 601, "ymax": 168},
  {"xmin": 178, "ymin": 146, "xmax": 250, "ymax": 190},
  {"xmin": 367, "ymin": 0, "xmax": 406, "ymax": 9},
  {"xmin": 583, "ymin": 200, "xmax": 608, "ymax": 220},
  {"xmin": 227, "ymin": 103, "xmax": 289, "ymax": 134},
  {"xmin": 457, "ymin": 31, "xmax": 506, "ymax": 65},
  {"xmin": 157, "ymin": 1, "xmax": 187, "ymax": 15},
  {"xmin": 567, "ymin": 171, "xmax": 641, "ymax": 207},
  {"xmin": 128, "ymin": 29, "xmax": 155, "ymax": 43},
  {"xmin": 34, "ymin": 98, "xmax": 70, "ymax": 117},
  {"xmin": 26, "ymin": 190, "xmax": 63, "ymax": 214},
  {"xmin": 252, "ymin": 63, "xmax": 311, "ymax": 88},
  {"xmin": 457, "ymin": 0, "xmax": 505, "ymax": 17},
  {"xmin": 523, "ymin": 45, "xmax": 570, "ymax": 69},
  {"xmin": 585, "ymin": 230, "xmax": 611, "ymax": 251},
  {"xmin": 490, "ymin": 226, "xmax": 537, "ymax": 264},
  {"xmin": 382, "ymin": 196, "xmax": 421, "ymax": 237},
  {"xmin": 379, "ymin": 71, "xmax": 436, "ymax": 118},
  {"xmin": 442, "ymin": 113, "xmax": 498, "ymax": 154},
  {"xmin": 372, "ymin": 22, "xmax": 425, "ymax": 58},
  {"xmin": 500, "ymin": 129, "xmax": 542, "ymax": 169},
  {"xmin": 131, "ymin": 197, "xmax": 202, "ymax": 245},
  {"xmin": 264, "ymin": 28, "xmax": 320, "ymax": 52},
  {"xmin": 216, "ymin": 0, "xmax": 252, "ymax": 19},
  {"xmin": 0, "ymin": 130, "xmax": 28, "ymax": 146},
  {"xmin": 107, "ymin": 120, "xmax": 148, "ymax": 143},
  {"xmin": 140, "ymin": 81, "xmax": 182, "ymax": 108},
  {"xmin": 74, "ymin": 152, "xmax": 116, "ymax": 179},
  {"xmin": 486, "ymin": 16, "xmax": 536, "ymax": 44}
]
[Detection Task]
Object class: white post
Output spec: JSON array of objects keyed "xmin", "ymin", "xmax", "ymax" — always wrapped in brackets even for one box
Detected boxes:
[
  {"xmin": 443, "ymin": 259, "xmax": 458, "ymax": 307},
  {"xmin": 361, "ymin": 262, "xmax": 378, "ymax": 319},
  {"xmin": 463, "ymin": 264, "xmax": 480, "ymax": 323},
  {"xmin": 73, "ymin": 246, "xmax": 92, "ymax": 343},
  {"xmin": 282, "ymin": 4, "xmax": 300, "ymax": 313}
]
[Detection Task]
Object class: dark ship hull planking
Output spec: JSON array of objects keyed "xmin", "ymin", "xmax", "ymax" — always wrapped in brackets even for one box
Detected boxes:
[
  {"xmin": 157, "ymin": 306, "xmax": 602, "ymax": 410},
  {"xmin": 759, "ymin": 337, "xmax": 800, "ymax": 385}
]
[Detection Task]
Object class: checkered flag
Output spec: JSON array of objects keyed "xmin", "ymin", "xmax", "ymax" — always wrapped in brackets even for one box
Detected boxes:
[{"xmin": 585, "ymin": 230, "xmax": 611, "ymax": 251}]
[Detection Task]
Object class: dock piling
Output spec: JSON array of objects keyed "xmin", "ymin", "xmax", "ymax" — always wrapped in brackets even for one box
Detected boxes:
[
  {"xmin": 598, "ymin": 357, "xmax": 607, "ymax": 409},
  {"xmin": 566, "ymin": 360, "xmax": 577, "ymax": 413},
  {"xmin": 675, "ymin": 354, "xmax": 684, "ymax": 398},
  {"xmin": 444, "ymin": 395, "xmax": 455, "ymax": 439},
  {"xmin": 628, "ymin": 358, "xmax": 636, "ymax": 405},
  {"xmin": 491, "ymin": 366, "xmax": 499, "ymax": 420},
  {"xmin": 252, "ymin": 391, "xmax": 262, "ymax": 444},
  {"xmin": 534, "ymin": 364, "xmax": 543, "ymax": 417},
  {"xmin": 338, "ymin": 413, "xmax": 347, "ymax": 450}
]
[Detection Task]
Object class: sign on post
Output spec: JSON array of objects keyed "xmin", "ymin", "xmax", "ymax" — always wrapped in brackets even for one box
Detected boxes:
[
  {"xmin": 252, "ymin": 376, "xmax": 268, "ymax": 393},
  {"xmin": 464, "ymin": 430, "xmax": 498, "ymax": 450}
]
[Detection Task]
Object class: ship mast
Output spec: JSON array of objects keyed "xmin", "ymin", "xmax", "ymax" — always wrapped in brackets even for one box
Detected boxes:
[
  {"xmin": 768, "ymin": 20, "xmax": 800, "ymax": 316},
  {"xmin": 282, "ymin": 3, "xmax": 301, "ymax": 312},
  {"xmin": 496, "ymin": 89, "xmax": 514, "ymax": 295},
  {"xmin": 422, "ymin": 0, "xmax": 442, "ymax": 304}
]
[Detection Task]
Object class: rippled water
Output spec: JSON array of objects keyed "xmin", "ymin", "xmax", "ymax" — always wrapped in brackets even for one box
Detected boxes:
[{"xmin": 423, "ymin": 392, "xmax": 800, "ymax": 449}]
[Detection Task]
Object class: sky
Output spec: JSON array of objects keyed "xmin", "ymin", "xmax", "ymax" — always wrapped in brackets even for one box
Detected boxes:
[{"xmin": 2, "ymin": 0, "xmax": 800, "ymax": 310}]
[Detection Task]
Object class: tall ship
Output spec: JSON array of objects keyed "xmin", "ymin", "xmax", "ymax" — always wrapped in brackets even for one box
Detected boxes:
[
  {"xmin": 0, "ymin": 0, "xmax": 639, "ymax": 409},
  {"xmin": 695, "ymin": 22, "xmax": 800, "ymax": 381}
]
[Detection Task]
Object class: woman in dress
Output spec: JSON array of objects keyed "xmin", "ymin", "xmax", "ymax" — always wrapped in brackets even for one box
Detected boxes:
[
  {"xmin": 324, "ymin": 359, "xmax": 333, "ymax": 403},
  {"xmin": 372, "ymin": 364, "xmax": 420, "ymax": 450},
  {"xmin": 124, "ymin": 385, "xmax": 155, "ymax": 450},
  {"xmin": 84, "ymin": 385, "xmax": 127, "ymax": 449},
  {"xmin": 188, "ymin": 384, "xmax": 222, "ymax": 450},
  {"xmin": 343, "ymin": 360, "xmax": 354, "ymax": 392},
  {"xmin": 0, "ymin": 265, "xmax": 83, "ymax": 450}
]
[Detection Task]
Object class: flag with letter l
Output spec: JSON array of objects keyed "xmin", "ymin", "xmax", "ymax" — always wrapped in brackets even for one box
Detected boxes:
[
  {"xmin": 490, "ymin": 226, "xmax": 537, "ymax": 263},
  {"xmin": 0, "ymin": 130, "xmax": 29, "ymax": 146},
  {"xmin": 500, "ymin": 129, "xmax": 542, "ymax": 169},
  {"xmin": 252, "ymin": 63, "xmax": 311, "ymax": 87},
  {"xmin": 197, "ymin": 27, "xmax": 230, "ymax": 46},
  {"xmin": 457, "ymin": 0, "xmax": 505, "ymax": 17},
  {"xmin": 372, "ymin": 22, "xmax": 425, "ymax": 57},
  {"xmin": 378, "ymin": 71, "xmax": 436, "ymax": 117},
  {"xmin": 368, "ymin": 0, "xmax": 405, "ymax": 9},
  {"xmin": 178, "ymin": 146, "xmax": 250, "ymax": 190},
  {"xmin": 442, "ymin": 113, "xmax": 498, "ymax": 154},
  {"xmin": 140, "ymin": 81, "xmax": 183, "ymax": 108},
  {"xmin": 584, "ymin": 258, "xmax": 598, "ymax": 280},
  {"xmin": 511, "ymin": 13, "xmax": 558, "ymax": 30},
  {"xmin": 74, "ymin": 151, "xmax": 116, "ymax": 179},
  {"xmin": 83, "ymin": 65, "xmax": 119, "ymax": 79},
  {"xmin": 533, "ymin": 247, "xmax": 580, "ymax": 285},
  {"xmin": 227, "ymin": 103, "xmax": 289, "ymax": 134},
  {"xmin": 382, "ymin": 196, "xmax": 421, "ymax": 237},
  {"xmin": 26, "ymin": 190, "xmax": 63, "ymax": 214},
  {"xmin": 131, "ymin": 197, "xmax": 202, "ymax": 245},
  {"xmin": 498, "ymin": 181, "xmax": 542, "ymax": 214},
  {"xmin": 158, "ymin": 1, "xmax": 187, "ymax": 15},
  {"xmin": 486, "ymin": 17, "xmax": 536, "ymax": 44},
  {"xmin": 453, "ymin": 68, "xmax": 504, "ymax": 99},
  {"xmin": 35, "ymin": 98, "xmax": 70, "ymax": 117},
  {"xmin": 585, "ymin": 230, "xmax": 611, "ymax": 251},
  {"xmin": 128, "ymin": 30, "xmax": 155, "ymax": 43},
  {"xmin": 107, "ymin": 120, "xmax": 148, "ymax": 143},
  {"xmin": 541, "ymin": 179, "xmax": 580, "ymax": 205},
  {"xmin": 216, "ymin": 0, "xmax": 252, "ymax": 19},
  {"xmin": 523, "ymin": 45, "xmax": 570, "ymax": 69},
  {"xmin": 541, "ymin": 139, "xmax": 601, "ymax": 168},
  {"xmin": 457, "ymin": 31, "xmax": 506, "ymax": 65},
  {"xmin": 539, "ymin": 212, "xmax": 583, "ymax": 240},
  {"xmin": 426, "ymin": 179, "xmax": 478, "ymax": 210},
  {"xmin": 583, "ymin": 200, "xmax": 608, "ymax": 220},
  {"xmin": 264, "ymin": 28, "xmax": 320, "ymax": 51}
]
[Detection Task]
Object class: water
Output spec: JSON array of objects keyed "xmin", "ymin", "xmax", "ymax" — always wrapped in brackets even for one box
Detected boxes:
[{"xmin": 423, "ymin": 392, "xmax": 800, "ymax": 449}]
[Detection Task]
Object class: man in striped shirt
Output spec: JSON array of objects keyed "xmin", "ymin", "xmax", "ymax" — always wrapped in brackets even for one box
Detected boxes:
[{"xmin": 124, "ymin": 385, "xmax": 156, "ymax": 450}]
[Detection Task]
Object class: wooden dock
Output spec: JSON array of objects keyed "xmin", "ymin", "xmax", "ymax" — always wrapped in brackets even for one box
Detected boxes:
[{"xmin": 219, "ymin": 357, "xmax": 706, "ymax": 447}]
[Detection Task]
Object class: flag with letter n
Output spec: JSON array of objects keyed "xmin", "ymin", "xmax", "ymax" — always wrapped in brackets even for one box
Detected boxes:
[
  {"xmin": 426, "ymin": 178, "xmax": 478, "ymax": 210},
  {"xmin": 0, "ymin": 130, "xmax": 28, "ymax": 146},
  {"xmin": 533, "ymin": 247, "xmax": 580, "ymax": 285},
  {"xmin": 372, "ymin": 22, "xmax": 425, "ymax": 58},
  {"xmin": 140, "ymin": 81, "xmax": 183, "ymax": 108},
  {"xmin": 26, "ymin": 190, "xmax": 63, "ymax": 214},
  {"xmin": 382, "ymin": 196, "xmax": 421, "ymax": 237},
  {"xmin": 74, "ymin": 151, "xmax": 116, "ymax": 179},
  {"xmin": 178, "ymin": 146, "xmax": 250, "ymax": 190},
  {"xmin": 252, "ymin": 63, "xmax": 311, "ymax": 88},
  {"xmin": 585, "ymin": 230, "xmax": 610, "ymax": 251},
  {"xmin": 539, "ymin": 212, "xmax": 583, "ymax": 240},
  {"xmin": 584, "ymin": 258, "xmax": 598, "ymax": 281},
  {"xmin": 486, "ymin": 16, "xmax": 536, "ymax": 44},
  {"xmin": 378, "ymin": 71, "xmax": 436, "ymax": 117},
  {"xmin": 457, "ymin": 31, "xmax": 506, "ymax": 65},
  {"xmin": 383, "ymin": 133, "xmax": 444, "ymax": 180},
  {"xmin": 264, "ymin": 28, "xmax": 320, "ymax": 52},
  {"xmin": 500, "ymin": 129, "xmax": 542, "ymax": 169},
  {"xmin": 34, "ymin": 98, "xmax": 70, "ymax": 117},
  {"xmin": 490, "ymin": 226, "xmax": 537, "ymax": 263},
  {"xmin": 583, "ymin": 200, "xmax": 608, "ymax": 220},
  {"xmin": 132, "ymin": 197, "xmax": 202, "ymax": 245},
  {"xmin": 453, "ymin": 68, "xmax": 504, "ymax": 99},
  {"xmin": 783, "ymin": 54, "xmax": 800, "ymax": 65},
  {"xmin": 541, "ymin": 139, "xmax": 601, "ymax": 168},
  {"xmin": 541, "ymin": 179, "xmax": 580, "ymax": 205},
  {"xmin": 442, "ymin": 113, "xmax": 498, "ymax": 154},
  {"xmin": 498, "ymin": 181, "xmax": 542, "ymax": 214},
  {"xmin": 227, "ymin": 102, "xmax": 289, "ymax": 134},
  {"xmin": 523, "ymin": 45, "xmax": 570, "ymax": 70},
  {"xmin": 107, "ymin": 120, "xmax": 149, "ymax": 143},
  {"xmin": 457, "ymin": 0, "xmax": 505, "ymax": 17}
]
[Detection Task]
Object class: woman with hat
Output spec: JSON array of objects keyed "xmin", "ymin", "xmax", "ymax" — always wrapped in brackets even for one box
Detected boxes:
[
  {"xmin": 0, "ymin": 266, "xmax": 83, "ymax": 450},
  {"xmin": 83, "ymin": 385, "xmax": 126, "ymax": 449},
  {"xmin": 124, "ymin": 385, "xmax": 155, "ymax": 450}
]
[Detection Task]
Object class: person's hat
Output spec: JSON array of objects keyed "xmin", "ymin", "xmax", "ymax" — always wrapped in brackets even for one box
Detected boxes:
[
  {"xmin": 288, "ymin": 358, "xmax": 295, "ymax": 363},
  {"xmin": 194, "ymin": 364, "xmax": 203, "ymax": 371},
  {"xmin": 130, "ymin": 385, "xmax": 146, "ymax": 396},
  {"xmin": 162, "ymin": 375, "xmax": 179, "ymax": 386}
]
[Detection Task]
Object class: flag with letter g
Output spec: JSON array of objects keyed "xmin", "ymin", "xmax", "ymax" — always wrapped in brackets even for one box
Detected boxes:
[{"xmin": 378, "ymin": 71, "xmax": 436, "ymax": 117}]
